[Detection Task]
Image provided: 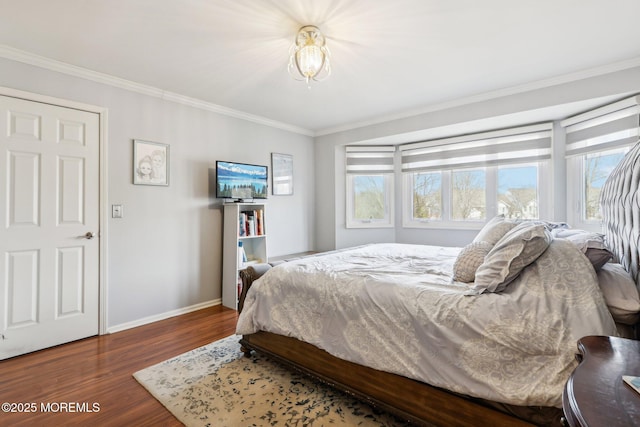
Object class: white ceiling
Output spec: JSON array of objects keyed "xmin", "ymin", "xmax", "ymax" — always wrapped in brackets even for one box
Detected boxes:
[{"xmin": 1, "ymin": 0, "xmax": 639, "ymax": 135}]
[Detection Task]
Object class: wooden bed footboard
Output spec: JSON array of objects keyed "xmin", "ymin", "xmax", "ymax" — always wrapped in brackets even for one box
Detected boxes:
[
  {"xmin": 238, "ymin": 263, "xmax": 561, "ymax": 426},
  {"xmin": 240, "ymin": 331, "xmax": 539, "ymax": 427}
]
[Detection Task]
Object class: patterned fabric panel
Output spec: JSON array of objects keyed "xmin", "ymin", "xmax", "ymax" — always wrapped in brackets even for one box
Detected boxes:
[
  {"xmin": 600, "ymin": 140, "xmax": 640, "ymax": 291},
  {"xmin": 452, "ymin": 241, "xmax": 493, "ymax": 282}
]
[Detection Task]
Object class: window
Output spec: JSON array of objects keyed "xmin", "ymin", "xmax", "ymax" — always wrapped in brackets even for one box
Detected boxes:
[
  {"xmin": 411, "ymin": 171, "xmax": 442, "ymax": 220},
  {"xmin": 345, "ymin": 146, "xmax": 395, "ymax": 228},
  {"xmin": 569, "ymin": 146, "xmax": 630, "ymax": 225},
  {"xmin": 349, "ymin": 175, "xmax": 389, "ymax": 220},
  {"xmin": 583, "ymin": 149, "xmax": 627, "ymax": 221},
  {"xmin": 497, "ymin": 164, "xmax": 538, "ymax": 219},
  {"xmin": 452, "ymin": 169, "xmax": 486, "ymax": 220},
  {"xmin": 401, "ymin": 124, "xmax": 552, "ymax": 228},
  {"xmin": 563, "ymin": 95, "xmax": 639, "ymax": 229}
]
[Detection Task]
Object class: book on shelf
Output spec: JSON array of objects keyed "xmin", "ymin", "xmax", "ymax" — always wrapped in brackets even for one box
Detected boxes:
[
  {"xmin": 256, "ymin": 209, "xmax": 263, "ymax": 235},
  {"xmin": 623, "ymin": 375, "xmax": 640, "ymax": 395},
  {"xmin": 238, "ymin": 209, "xmax": 264, "ymax": 237},
  {"xmin": 238, "ymin": 212, "xmax": 248, "ymax": 236},
  {"xmin": 237, "ymin": 241, "xmax": 247, "ymax": 266},
  {"xmin": 238, "ymin": 213, "xmax": 246, "ymax": 237}
]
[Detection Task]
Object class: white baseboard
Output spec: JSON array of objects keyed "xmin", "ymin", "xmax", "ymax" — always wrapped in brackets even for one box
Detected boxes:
[{"xmin": 106, "ymin": 299, "xmax": 222, "ymax": 334}]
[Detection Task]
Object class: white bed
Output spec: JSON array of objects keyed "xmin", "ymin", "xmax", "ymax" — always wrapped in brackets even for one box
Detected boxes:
[{"xmin": 237, "ymin": 233, "xmax": 617, "ymax": 408}]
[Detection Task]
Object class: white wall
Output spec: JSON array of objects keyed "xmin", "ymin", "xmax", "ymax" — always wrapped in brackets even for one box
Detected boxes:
[
  {"xmin": 315, "ymin": 65, "xmax": 640, "ymax": 249},
  {"xmin": 0, "ymin": 57, "xmax": 315, "ymax": 329}
]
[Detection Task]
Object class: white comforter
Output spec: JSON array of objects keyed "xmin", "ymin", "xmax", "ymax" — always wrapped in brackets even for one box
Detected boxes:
[{"xmin": 236, "ymin": 241, "xmax": 617, "ymax": 407}]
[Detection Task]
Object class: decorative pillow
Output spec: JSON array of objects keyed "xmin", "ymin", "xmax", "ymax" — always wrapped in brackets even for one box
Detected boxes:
[
  {"xmin": 452, "ymin": 241, "xmax": 493, "ymax": 283},
  {"xmin": 585, "ymin": 248, "xmax": 614, "ymax": 270},
  {"xmin": 471, "ymin": 222, "xmax": 552, "ymax": 293},
  {"xmin": 551, "ymin": 229, "xmax": 613, "ymax": 270},
  {"xmin": 597, "ymin": 263, "xmax": 640, "ymax": 325},
  {"xmin": 473, "ymin": 215, "xmax": 518, "ymax": 246}
]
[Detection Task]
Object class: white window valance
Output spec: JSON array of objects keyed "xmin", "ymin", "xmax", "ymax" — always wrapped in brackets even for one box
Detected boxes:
[
  {"xmin": 561, "ymin": 95, "xmax": 640, "ymax": 158},
  {"xmin": 399, "ymin": 123, "xmax": 553, "ymax": 173},
  {"xmin": 345, "ymin": 146, "xmax": 395, "ymax": 174}
]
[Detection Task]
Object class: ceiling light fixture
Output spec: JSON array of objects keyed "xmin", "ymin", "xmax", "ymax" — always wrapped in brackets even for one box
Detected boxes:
[{"xmin": 288, "ymin": 25, "xmax": 331, "ymax": 86}]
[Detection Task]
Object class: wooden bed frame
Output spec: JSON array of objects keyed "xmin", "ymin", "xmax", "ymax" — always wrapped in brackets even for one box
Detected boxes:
[
  {"xmin": 238, "ymin": 141, "xmax": 640, "ymax": 427},
  {"xmin": 239, "ymin": 331, "xmax": 537, "ymax": 426},
  {"xmin": 238, "ymin": 267, "xmax": 555, "ymax": 426}
]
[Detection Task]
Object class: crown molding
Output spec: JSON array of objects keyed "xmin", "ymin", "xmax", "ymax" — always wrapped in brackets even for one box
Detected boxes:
[
  {"xmin": 0, "ymin": 45, "xmax": 314, "ymax": 137},
  {"xmin": 316, "ymin": 56, "xmax": 640, "ymax": 137},
  {"xmin": 4, "ymin": 44, "xmax": 639, "ymax": 140}
]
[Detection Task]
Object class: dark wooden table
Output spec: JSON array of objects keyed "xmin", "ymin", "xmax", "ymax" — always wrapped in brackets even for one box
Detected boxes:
[{"xmin": 563, "ymin": 335, "xmax": 640, "ymax": 426}]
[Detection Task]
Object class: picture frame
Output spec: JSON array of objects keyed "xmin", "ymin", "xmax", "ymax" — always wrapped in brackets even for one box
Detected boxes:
[
  {"xmin": 133, "ymin": 139, "xmax": 169, "ymax": 186},
  {"xmin": 271, "ymin": 153, "xmax": 293, "ymax": 195}
]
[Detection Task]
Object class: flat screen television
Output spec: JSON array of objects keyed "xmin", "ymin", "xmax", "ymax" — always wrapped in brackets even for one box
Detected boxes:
[{"xmin": 216, "ymin": 160, "xmax": 268, "ymax": 200}]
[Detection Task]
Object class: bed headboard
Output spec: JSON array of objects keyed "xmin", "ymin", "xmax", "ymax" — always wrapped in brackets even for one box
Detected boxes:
[{"xmin": 600, "ymin": 140, "xmax": 640, "ymax": 291}]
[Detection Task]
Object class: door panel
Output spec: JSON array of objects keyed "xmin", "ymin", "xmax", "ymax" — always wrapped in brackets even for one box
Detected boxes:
[
  {"xmin": 8, "ymin": 151, "xmax": 40, "ymax": 227},
  {"xmin": 6, "ymin": 250, "xmax": 39, "ymax": 327},
  {"xmin": 8, "ymin": 110, "xmax": 41, "ymax": 141},
  {"xmin": 57, "ymin": 246, "xmax": 84, "ymax": 317},
  {"xmin": 58, "ymin": 156, "xmax": 85, "ymax": 224},
  {"xmin": 0, "ymin": 95, "xmax": 100, "ymax": 359}
]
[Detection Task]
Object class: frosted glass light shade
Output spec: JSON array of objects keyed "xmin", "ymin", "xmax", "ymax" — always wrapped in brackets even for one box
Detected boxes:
[{"xmin": 288, "ymin": 25, "xmax": 331, "ymax": 85}]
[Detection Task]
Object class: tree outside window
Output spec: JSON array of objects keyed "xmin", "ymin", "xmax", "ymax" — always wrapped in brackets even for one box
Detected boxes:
[
  {"xmin": 353, "ymin": 175, "xmax": 385, "ymax": 220},
  {"xmin": 412, "ymin": 172, "xmax": 442, "ymax": 220},
  {"xmin": 452, "ymin": 169, "xmax": 485, "ymax": 220},
  {"xmin": 583, "ymin": 149, "xmax": 626, "ymax": 221}
]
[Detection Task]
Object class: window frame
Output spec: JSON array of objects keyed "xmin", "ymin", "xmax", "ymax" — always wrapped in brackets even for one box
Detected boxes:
[
  {"xmin": 346, "ymin": 173, "xmax": 395, "ymax": 229},
  {"xmin": 566, "ymin": 146, "xmax": 631, "ymax": 231},
  {"xmin": 403, "ymin": 170, "xmax": 444, "ymax": 223},
  {"xmin": 451, "ymin": 168, "xmax": 487, "ymax": 222},
  {"xmin": 562, "ymin": 95, "xmax": 639, "ymax": 232},
  {"xmin": 403, "ymin": 161, "xmax": 550, "ymax": 229},
  {"xmin": 496, "ymin": 162, "xmax": 546, "ymax": 220}
]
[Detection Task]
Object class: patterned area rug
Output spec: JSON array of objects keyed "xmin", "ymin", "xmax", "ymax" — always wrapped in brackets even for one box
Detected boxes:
[{"xmin": 133, "ymin": 335, "xmax": 408, "ymax": 426}]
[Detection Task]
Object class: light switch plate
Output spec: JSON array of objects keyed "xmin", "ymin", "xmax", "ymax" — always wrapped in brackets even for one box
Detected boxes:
[{"xmin": 112, "ymin": 204, "xmax": 123, "ymax": 218}]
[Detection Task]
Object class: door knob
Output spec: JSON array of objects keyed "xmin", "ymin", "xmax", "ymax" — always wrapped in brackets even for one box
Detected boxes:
[{"xmin": 84, "ymin": 232, "xmax": 96, "ymax": 239}]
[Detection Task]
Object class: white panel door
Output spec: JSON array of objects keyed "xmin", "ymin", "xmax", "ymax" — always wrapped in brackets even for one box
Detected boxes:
[{"xmin": 0, "ymin": 95, "xmax": 100, "ymax": 359}]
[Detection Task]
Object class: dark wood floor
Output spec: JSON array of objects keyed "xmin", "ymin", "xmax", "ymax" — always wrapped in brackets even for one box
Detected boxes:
[{"xmin": 0, "ymin": 305, "xmax": 238, "ymax": 427}]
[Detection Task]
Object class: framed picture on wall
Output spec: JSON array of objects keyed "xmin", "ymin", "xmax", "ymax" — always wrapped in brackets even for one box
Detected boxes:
[
  {"xmin": 271, "ymin": 153, "xmax": 293, "ymax": 195},
  {"xmin": 133, "ymin": 139, "xmax": 169, "ymax": 186}
]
